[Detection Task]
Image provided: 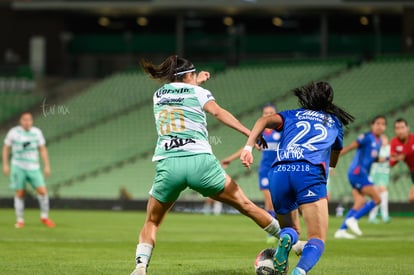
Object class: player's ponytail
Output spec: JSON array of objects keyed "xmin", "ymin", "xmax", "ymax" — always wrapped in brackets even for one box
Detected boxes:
[
  {"xmin": 294, "ymin": 81, "xmax": 354, "ymax": 126},
  {"xmin": 327, "ymin": 103, "xmax": 355, "ymax": 126},
  {"xmin": 140, "ymin": 55, "xmax": 196, "ymax": 83}
]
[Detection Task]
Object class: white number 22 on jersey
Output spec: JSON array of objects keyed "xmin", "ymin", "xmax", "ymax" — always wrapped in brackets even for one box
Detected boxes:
[{"xmin": 287, "ymin": 121, "xmax": 328, "ymax": 151}]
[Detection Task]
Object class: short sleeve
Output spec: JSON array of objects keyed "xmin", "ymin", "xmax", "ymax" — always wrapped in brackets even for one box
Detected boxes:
[
  {"xmin": 275, "ymin": 111, "xmax": 287, "ymax": 131},
  {"xmin": 196, "ymin": 87, "xmax": 215, "ymax": 108},
  {"xmin": 332, "ymin": 122, "xmax": 343, "ymax": 151},
  {"xmin": 356, "ymin": 133, "xmax": 369, "ymax": 146}
]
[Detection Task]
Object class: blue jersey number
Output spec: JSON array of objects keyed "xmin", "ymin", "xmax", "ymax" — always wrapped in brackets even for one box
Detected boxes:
[{"xmin": 287, "ymin": 121, "xmax": 328, "ymax": 151}]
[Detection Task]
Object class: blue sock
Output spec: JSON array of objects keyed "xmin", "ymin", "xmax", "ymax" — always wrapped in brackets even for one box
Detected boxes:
[
  {"xmin": 279, "ymin": 227, "xmax": 298, "ymax": 244},
  {"xmin": 340, "ymin": 208, "xmax": 356, "ymax": 229},
  {"xmin": 354, "ymin": 201, "xmax": 377, "ymax": 220},
  {"xmin": 267, "ymin": 210, "xmax": 276, "ymax": 218},
  {"xmin": 296, "ymin": 238, "xmax": 325, "ymax": 272}
]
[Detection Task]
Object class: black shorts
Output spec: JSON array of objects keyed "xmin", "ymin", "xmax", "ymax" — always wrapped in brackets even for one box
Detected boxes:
[{"xmin": 411, "ymin": 171, "xmax": 414, "ymax": 183}]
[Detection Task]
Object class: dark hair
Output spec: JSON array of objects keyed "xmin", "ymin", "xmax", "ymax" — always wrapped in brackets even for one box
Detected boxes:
[
  {"xmin": 371, "ymin": 115, "xmax": 386, "ymax": 125},
  {"xmin": 395, "ymin": 117, "xmax": 408, "ymax": 126},
  {"xmin": 140, "ymin": 55, "xmax": 196, "ymax": 82},
  {"xmin": 293, "ymin": 81, "xmax": 354, "ymax": 126},
  {"xmin": 262, "ymin": 102, "xmax": 277, "ymax": 112}
]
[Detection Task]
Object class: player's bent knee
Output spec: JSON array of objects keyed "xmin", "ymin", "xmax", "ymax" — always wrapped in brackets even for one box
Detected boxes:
[{"xmin": 15, "ymin": 190, "xmax": 25, "ymax": 198}]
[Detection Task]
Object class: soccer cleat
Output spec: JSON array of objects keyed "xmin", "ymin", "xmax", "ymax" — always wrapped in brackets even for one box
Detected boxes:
[
  {"xmin": 292, "ymin": 240, "xmax": 307, "ymax": 256},
  {"xmin": 130, "ymin": 264, "xmax": 147, "ymax": 275},
  {"xmin": 14, "ymin": 221, "xmax": 24, "ymax": 228},
  {"xmin": 41, "ymin": 218, "xmax": 56, "ymax": 228},
  {"xmin": 345, "ymin": 217, "xmax": 362, "ymax": 236},
  {"xmin": 273, "ymin": 234, "xmax": 292, "ymax": 275},
  {"xmin": 291, "ymin": 267, "xmax": 307, "ymax": 275},
  {"xmin": 382, "ymin": 217, "xmax": 391, "ymax": 223},
  {"xmin": 334, "ymin": 229, "xmax": 355, "ymax": 239},
  {"xmin": 368, "ymin": 218, "xmax": 380, "ymax": 224}
]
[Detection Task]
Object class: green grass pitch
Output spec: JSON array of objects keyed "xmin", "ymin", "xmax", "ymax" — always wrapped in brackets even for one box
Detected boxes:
[{"xmin": 0, "ymin": 209, "xmax": 413, "ymax": 274}]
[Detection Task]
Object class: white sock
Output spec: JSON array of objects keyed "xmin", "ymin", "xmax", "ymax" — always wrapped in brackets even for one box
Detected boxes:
[
  {"xmin": 213, "ymin": 201, "xmax": 223, "ymax": 215},
  {"xmin": 203, "ymin": 201, "xmax": 211, "ymax": 215},
  {"xmin": 37, "ymin": 194, "xmax": 50, "ymax": 219},
  {"xmin": 380, "ymin": 191, "xmax": 389, "ymax": 220},
  {"xmin": 135, "ymin": 243, "xmax": 153, "ymax": 267},
  {"xmin": 263, "ymin": 218, "xmax": 281, "ymax": 237},
  {"xmin": 14, "ymin": 196, "xmax": 24, "ymax": 223},
  {"xmin": 368, "ymin": 205, "xmax": 379, "ymax": 220}
]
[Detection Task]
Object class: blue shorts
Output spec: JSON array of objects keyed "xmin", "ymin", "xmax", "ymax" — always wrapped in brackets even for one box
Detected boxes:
[
  {"xmin": 269, "ymin": 161, "xmax": 327, "ymax": 215},
  {"xmin": 258, "ymin": 168, "xmax": 271, "ymax": 190},
  {"xmin": 348, "ymin": 171, "xmax": 373, "ymax": 191}
]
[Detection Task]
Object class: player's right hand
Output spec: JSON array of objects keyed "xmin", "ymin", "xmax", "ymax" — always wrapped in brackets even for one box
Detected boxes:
[
  {"xmin": 255, "ymin": 135, "xmax": 268, "ymax": 151},
  {"xmin": 240, "ymin": 150, "xmax": 253, "ymax": 168}
]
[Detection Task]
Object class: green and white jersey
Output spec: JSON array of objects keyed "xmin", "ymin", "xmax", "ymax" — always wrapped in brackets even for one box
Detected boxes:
[
  {"xmin": 152, "ymin": 82, "xmax": 215, "ymax": 161},
  {"xmin": 4, "ymin": 126, "xmax": 45, "ymax": 170},
  {"xmin": 370, "ymin": 144, "xmax": 390, "ymax": 185}
]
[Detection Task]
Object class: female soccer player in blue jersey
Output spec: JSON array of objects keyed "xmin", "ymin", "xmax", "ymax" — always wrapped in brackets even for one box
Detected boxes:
[
  {"xmin": 334, "ymin": 115, "xmax": 386, "ymax": 239},
  {"xmin": 241, "ymin": 82, "xmax": 354, "ymax": 275},
  {"xmin": 130, "ymin": 55, "xmax": 281, "ymax": 275}
]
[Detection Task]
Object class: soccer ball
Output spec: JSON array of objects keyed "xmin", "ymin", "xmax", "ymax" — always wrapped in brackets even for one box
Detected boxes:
[{"xmin": 254, "ymin": 248, "xmax": 276, "ymax": 275}]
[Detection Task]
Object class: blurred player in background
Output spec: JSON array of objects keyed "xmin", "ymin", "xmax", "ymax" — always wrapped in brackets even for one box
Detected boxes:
[
  {"xmin": 2, "ymin": 112, "xmax": 55, "ymax": 228},
  {"xmin": 241, "ymin": 82, "xmax": 354, "ymax": 275},
  {"xmin": 390, "ymin": 118, "xmax": 414, "ymax": 204},
  {"xmin": 131, "ymin": 55, "xmax": 281, "ymax": 275},
  {"xmin": 202, "ymin": 197, "xmax": 223, "ymax": 215},
  {"xmin": 222, "ymin": 103, "xmax": 280, "ymax": 244},
  {"xmin": 334, "ymin": 115, "xmax": 386, "ymax": 239},
  {"xmin": 368, "ymin": 134, "xmax": 391, "ymax": 223}
]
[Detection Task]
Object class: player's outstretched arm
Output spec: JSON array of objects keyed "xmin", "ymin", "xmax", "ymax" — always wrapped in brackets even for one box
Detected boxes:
[
  {"xmin": 240, "ymin": 114, "xmax": 282, "ymax": 168},
  {"xmin": 204, "ymin": 101, "xmax": 250, "ymax": 137},
  {"xmin": 339, "ymin": 140, "xmax": 359, "ymax": 156},
  {"xmin": 221, "ymin": 147, "xmax": 244, "ymax": 168}
]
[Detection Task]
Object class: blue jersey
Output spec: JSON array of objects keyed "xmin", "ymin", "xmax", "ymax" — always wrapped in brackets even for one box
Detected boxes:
[
  {"xmin": 272, "ymin": 108, "xmax": 343, "ymax": 177},
  {"xmin": 259, "ymin": 129, "xmax": 281, "ymax": 174},
  {"xmin": 348, "ymin": 132, "xmax": 381, "ymax": 176}
]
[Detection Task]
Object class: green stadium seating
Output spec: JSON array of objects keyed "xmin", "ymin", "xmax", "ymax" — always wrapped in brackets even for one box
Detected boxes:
[
  {"xmin": 2, "ymin": 57, "xmax": 414, "ymax": 203},
  {"xmin": 32, "ymin": 72, "xmax": 159, "ymax": 141},
  {"xmin": 0, "ymin": 93, "xmax": 43, "ymax": 123},
  {"xmin": 53, "ymin": 59, "xmax": 349, "ymax": 199}
]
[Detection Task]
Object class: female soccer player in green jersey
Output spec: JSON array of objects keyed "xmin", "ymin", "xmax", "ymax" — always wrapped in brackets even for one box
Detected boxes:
[
  {"xmin": 130, "ymin": 55, "xmax": 281, "ymax": 275},
  {"xmin": 3, "ymin": 112, "xmax": 55, "ymax": 228}
]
